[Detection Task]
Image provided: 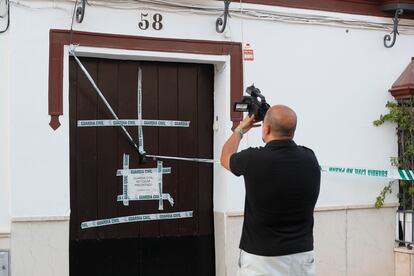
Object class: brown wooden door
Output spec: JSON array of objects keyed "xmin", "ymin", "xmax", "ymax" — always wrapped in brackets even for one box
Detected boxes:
[{"xmin": 69, "ymin": 57, "xmax": 215, "ymax": 276}]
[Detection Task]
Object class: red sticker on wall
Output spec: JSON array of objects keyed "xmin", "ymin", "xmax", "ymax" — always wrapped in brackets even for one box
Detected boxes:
[{"xmin": 244, "ymin": 43, "xmax": 254, "ymax": 61}]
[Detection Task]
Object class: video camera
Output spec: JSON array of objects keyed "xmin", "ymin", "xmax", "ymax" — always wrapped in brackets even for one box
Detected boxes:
[{"xmin": 233, "ymin": 84, "xmax": 270, "ymax": 121}]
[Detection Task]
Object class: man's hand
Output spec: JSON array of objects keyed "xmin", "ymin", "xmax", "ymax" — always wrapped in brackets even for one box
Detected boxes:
[{"xmin": 237, "ymin": 115, "xmax": 261, "ymax": 133}]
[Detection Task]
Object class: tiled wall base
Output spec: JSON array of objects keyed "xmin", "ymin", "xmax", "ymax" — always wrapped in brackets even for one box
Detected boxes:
[
  {"xmin": 6, "ymin": 206, "xmax": 396, "ymax": 276},
  {"xmin": 10, "ymin": 219, "xmax": 69, "ymax": 276},
  {"xmin": 215, "ymin": 204, "xmax": 397, "ymax": 276},
  {"xmin": 395, "ymin": 247, "xmax": 414, "ymax": 276}
]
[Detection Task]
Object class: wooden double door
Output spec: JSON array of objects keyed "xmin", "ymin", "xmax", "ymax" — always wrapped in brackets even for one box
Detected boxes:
[{"xmin": 69, "ymin": 57, "xmax": 215, "ymax": 276}]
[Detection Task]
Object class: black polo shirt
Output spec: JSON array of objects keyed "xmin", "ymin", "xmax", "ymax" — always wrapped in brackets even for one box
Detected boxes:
[{"xmin": 230, "ymin": 139, "xmax": 320, "ymax": 256}]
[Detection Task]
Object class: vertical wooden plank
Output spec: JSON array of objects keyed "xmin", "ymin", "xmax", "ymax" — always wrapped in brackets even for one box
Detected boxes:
[
  {"xmin": 117, "ymin": 61, "xmax": 141, "ymax": 238},
  {"xmin": 197, "ymin": 64, "xmax": 215, "ymax": 235},
  {"xmin": 69, "ymin": 58, "xmax": 78, "ymax": 240},
  {"xmin": 76, "ymin": 58, "xmax": 98, "ymax": 240},
  {"xmin": 230, "ymin": 44, "xmax": 244, "ymax": 125},
  {"xmin": 138, "ymin": 61, "xmax": 160, "ymax": 238},
  {"xmin": 158, "ymin": 63, "xmax": 180, "ymax": 237},
  {"xmin": 178, "ymin": 64, "xmax": 199, "ymax": 236},
  {"xmin": 96, "ymin": 59, "xmax": 119, "ymax": 239}
]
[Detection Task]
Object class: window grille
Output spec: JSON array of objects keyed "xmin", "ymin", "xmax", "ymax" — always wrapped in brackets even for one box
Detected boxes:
[{"xmin": 396, "ymin": 97, "xmax": 414, "ymax": 248}]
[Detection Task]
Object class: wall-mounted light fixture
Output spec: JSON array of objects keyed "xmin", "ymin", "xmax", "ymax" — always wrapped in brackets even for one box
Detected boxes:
[
  {"xmin": 216, "ymin": 0, "xmax": 231, "ymax": 33},
  {"xmin": 382, "ymin": 1, "xmax": 414, "ymax": 48},
  {"xmin": 389, "ymin": 57, "xmax": 414, "ymax": 97}
]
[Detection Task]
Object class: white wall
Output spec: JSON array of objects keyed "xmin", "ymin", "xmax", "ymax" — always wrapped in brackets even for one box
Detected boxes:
[
  {"xmin": 9, "ymin": 2, "xmax": 72, "ymax": 219},
  {"xmin": 7, "ymin": 0, "xmax": 414, "ymax": 218},
  {"xmin": 231, "ymin": 12, "xmax": 409, "ymax": 211},
  {"xmin": 223, "ymin": 205, "xmax": 398, "ymax": 276},
  {"xmin": 0, "ymin": 18, "xmax": 10, "ymax": 233}
]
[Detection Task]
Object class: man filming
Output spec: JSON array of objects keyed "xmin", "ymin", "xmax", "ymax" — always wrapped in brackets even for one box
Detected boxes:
[{"xmin": 220, "ymin": 105, "xmax": 321, "ymax": 276}]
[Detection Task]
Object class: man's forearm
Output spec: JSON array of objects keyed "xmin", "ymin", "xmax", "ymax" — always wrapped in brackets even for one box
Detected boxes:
[
  {"xmin": 220, "ymin": 131, "xmax": 242, "ymax": 171},
  {"xmin": 220, "ymin": 115, "xmax": 257, "ymax": 171}
]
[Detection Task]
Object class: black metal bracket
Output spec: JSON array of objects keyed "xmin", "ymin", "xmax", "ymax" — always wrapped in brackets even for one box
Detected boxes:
[
  {"xmin": 384, "ymin": 8, "xmax": 404, "ymax": 48},
  {"xmin": 76, "ymin": 0, "xmax": 86, "ymax": 23},
  {"xmin": 382, "ymin": 4, "xmax": 414, "ymax": 48},
  {"xmin": 0, "ymin": 0, "xmax": 10, "ymax": 34},
  {"xmin": 216, "ymin": 0, "xmax": 231, "ymax": 33}
]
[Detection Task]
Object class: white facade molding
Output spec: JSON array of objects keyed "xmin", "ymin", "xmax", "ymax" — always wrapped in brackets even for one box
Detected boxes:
[
  {"xmin": 0, "ymin": 232, "xmax": 11, "ymax": 238},
  {"xmin": 71, "ymin": 46, "xmax": 229, "ymax": 65},
  {"xmin": 11, "ymin": 216, "xmax": 70, "ymax": 222},
  {"xmin": 12, "ymin": 1, "xmax": 414, "ymax": 34},
  {"xmin": 226, "ymin": 203, "xmax": 399, "ymax": 217}
]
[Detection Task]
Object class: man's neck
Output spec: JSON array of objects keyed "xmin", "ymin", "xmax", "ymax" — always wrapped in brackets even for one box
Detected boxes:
[{"xmin": 264, "ymin": 136, "xmax": 292, "ymax": 144}]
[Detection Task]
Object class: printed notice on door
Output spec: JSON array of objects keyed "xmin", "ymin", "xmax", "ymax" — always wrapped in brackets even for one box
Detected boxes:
[{"xmin": 127, "ymin": 172, "xmax": 160, "ymax": 198}]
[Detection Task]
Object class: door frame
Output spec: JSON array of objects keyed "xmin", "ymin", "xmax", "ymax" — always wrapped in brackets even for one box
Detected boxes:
[{"xmin": 48, "ymin": 29, "xmax": 243, "ymax": 130}]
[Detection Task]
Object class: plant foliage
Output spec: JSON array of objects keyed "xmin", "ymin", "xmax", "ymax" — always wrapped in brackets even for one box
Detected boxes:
[{"xmin": 373, "ymin": 98, "xmax": 414, "ymax": 209}]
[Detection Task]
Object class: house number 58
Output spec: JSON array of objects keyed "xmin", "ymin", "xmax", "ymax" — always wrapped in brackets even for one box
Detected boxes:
[{"xmin": 139, "ymin": 13, "xmax": 163, "ymax": 31}]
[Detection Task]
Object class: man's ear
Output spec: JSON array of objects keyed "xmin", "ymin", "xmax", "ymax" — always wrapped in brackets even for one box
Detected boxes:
[{"xmin": 264, "ymin": 124, "xmax": 271, "ymax": 135}]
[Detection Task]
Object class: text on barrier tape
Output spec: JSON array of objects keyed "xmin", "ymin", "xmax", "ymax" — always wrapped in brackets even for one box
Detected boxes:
[
  {"xmin": 81, "ymin": 211, "xmax": 193, "ymax": 229},
  {"xmin": 77, "ymin": 119, "xmax": 191, "ymax": 127},
  {"xmin": 320, "ymin": 165, "xmax": 414, "ymax": 180},
  {"xmin": 117, "ymin": 193, "xmax": 175, "ymax": 206}
]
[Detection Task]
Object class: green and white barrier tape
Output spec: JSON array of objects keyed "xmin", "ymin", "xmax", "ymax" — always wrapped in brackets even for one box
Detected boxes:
[
  {"xmin": 118, "ymin": 154, "xmax": 172, "ymax": 210},
  {"xmin": 117, "ymin": 167, "xmax": 172, "ymax": 176},
  {"xmin": 122, "ymin": 154, "xmax": 130, "ymax": 206},
  {"xmin": 77, "ymin": 119, "xmax": 191, "ymax": 127},
  {"xmin": 157, "ymin": 161, "xmax": 164, "ymax": 210},
  {"xmin": 117, "ymin": 193, "xmax": 175, "ymax": 206},
  {"xmin": 81, "ymin": 211, "xmax": 193, "ymax": 229},
  {"xmin": 137, "ymin": 68, "xmax": 145, "ymax": 155},
  {"xmin": 72, "ymin": 47, "xmax": 210, "ymax": 165},
  {"xmin": 145, "ymin": 154, "xmax": 219, "ymax": 164},
  {"xmin": 320, "ymin": 165, "xmax": 414, "ymax": 180},
  {"xmin": 71, "ymin": 49, "xmax": 140, "ymax": 153}
]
